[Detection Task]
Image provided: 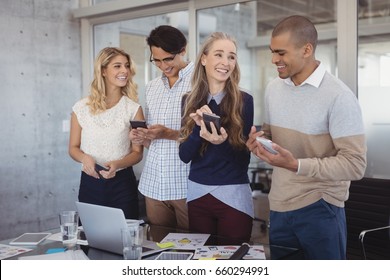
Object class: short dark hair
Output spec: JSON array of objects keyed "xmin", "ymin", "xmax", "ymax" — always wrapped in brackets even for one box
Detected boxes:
[
  {"xmin": 272, "ymin": 15, "xmax": 318, "ymax": 50},
  {"xmin": 146, "ymin": 25, "xmax": 187, "ymax": 54}
]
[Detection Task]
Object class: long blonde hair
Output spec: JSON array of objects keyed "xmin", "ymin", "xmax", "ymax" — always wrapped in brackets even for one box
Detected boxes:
[
  {"xmin": 87, "ymin": 47, "xmax": 138, "ymax": 114},
  {"xmin": 180, "ymin": 32, "xmax": 246, "ymax": 151}
]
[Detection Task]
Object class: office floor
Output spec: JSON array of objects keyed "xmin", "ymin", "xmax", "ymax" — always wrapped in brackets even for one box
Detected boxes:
[
  {"xmin": 250, "ymin": 220, "xmax": 269, "ymax": 244},
  {"xmin": 250, "ymin": 191, "xmax": 270, "ymax": 244}
]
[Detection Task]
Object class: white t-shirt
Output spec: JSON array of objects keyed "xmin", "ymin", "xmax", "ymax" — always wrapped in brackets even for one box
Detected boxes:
[{"xmin": 72, "ymin": 96, "xmax": 140, "ymax": 167}]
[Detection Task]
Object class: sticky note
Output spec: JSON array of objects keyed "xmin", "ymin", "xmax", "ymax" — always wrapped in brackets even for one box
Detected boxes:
[{"xmin": 156, "ymin": 242, "xmax": 175, "ymax": 248}]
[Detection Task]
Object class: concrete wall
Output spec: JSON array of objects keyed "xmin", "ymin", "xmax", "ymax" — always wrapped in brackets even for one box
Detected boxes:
[{"xmin": 0, "ymin": 0, "xmax": 82, "ymax": 240}]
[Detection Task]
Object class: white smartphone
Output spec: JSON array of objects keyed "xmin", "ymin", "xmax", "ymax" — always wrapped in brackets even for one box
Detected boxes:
[
  {"xmin": 155, "ymin": 251, "xmax": 193, "ymax": 260},
  {"xmin": 9, "ymin": 232, "xmax": 51, "ymax": 246},
  {"xmin": 256, "ymin": 137, "xmax": 278, "ymax": 155}
]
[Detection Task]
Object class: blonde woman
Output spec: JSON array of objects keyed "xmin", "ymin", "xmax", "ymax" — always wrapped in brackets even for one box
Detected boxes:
[
  {"xmin": 69, "ymin": 47, "xmax": 144, "ymax": 219},
  {"xmin": 179, "ymin": 32, "xmax": 254, "ymax": 245}
]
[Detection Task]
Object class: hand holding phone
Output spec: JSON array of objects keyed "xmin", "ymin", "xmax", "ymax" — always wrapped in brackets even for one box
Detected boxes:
[
  {"xmin": 95, "ymin": 164, "xmax": 109, "ymax": 179},
  {"xmin": 130, "ymin": 120, "xmax": 147, "ymax": 129},
  {"xmin": 256, "ymin": 137, "xmax": 278, "ymax": 155},
  {"xmin": 203, "ymin": 112, "xmax": 221, "ymax": 134}
]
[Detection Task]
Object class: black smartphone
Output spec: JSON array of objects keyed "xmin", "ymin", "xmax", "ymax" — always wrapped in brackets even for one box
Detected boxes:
[
  {"xmin": 203, "ymin": 112, "xmax": 221, "ymax": 134},
  {"xmin": 130, "ymin": 120, "xmax": 147, "ymax": 129},
  {"xmin": 95, "ymin": 164, "xmax": 109, "ymax": 179}
]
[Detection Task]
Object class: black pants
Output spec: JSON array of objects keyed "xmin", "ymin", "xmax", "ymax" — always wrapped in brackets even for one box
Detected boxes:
[{"xmin": 78, "ymin": 167, "xmax": 139, "ymax": 219}]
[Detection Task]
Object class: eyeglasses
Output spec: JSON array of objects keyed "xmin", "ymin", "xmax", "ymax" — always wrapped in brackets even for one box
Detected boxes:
[{"xmin": 150, "ymin": 53, "xmax": 177, "ymax": 66}]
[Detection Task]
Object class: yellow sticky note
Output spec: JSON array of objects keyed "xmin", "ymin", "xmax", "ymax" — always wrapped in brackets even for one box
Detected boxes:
[{"xmin": 156, "ymin": 242, "xmax": 175, "ymax": 248}]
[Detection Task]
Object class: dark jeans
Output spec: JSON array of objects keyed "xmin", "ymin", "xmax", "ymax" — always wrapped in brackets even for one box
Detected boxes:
[
  {"xmin": 78, "ymin": 167, "xmax": 139, "ymax": 219},
  {"xmin": 270, "ymin": 199, "xmax": 347, "ymax": 259}
]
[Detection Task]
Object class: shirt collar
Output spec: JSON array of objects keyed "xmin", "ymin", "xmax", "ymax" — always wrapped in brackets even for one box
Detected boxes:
[
  {"xmin": 207, "ymin": 91, "xmax": 225, "ymax": 105},
  {"xmin": 284, "ymin": 62, "xmax": 325, "ymax": 88}
]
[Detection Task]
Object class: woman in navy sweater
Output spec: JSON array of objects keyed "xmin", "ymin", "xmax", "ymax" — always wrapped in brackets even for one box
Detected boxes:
[{"xmin": 179, "ymin": 32, "xmax": 254, "ymax": 245}]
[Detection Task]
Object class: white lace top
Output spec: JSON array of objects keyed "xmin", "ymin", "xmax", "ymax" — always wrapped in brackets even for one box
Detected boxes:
[{"xmin": 72, "ymin": 96, "xmax": 140, "ymax": 167}]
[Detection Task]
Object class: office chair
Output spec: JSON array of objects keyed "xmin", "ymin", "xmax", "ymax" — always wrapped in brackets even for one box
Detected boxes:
[
  {"xmin": 359, "ymin": 218, "xmax": 390, "ymax": 259},
  {"xmin": 249, "ymin": 157, "xmax": 272, "ymax": 231}
]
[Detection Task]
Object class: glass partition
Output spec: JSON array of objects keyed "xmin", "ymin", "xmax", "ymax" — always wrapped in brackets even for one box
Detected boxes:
[
  {"xmin": 358, "ymin": 1, "xmax": 390, "ymax": 179},
  {"xmin": 88, "ymin": 0, "xmax": 390, "ymax": 179},
  {"xmin": 91, "ymin": 1, "xmax": 338, "ymax": 124},
  {"xmin": 93, "ymin": 0, "xmax": 116, "ymax": 4},
  {"xmin": 93, "ymin": 12, "xmax": 190, "ymax": 109},
  {"xmin": 196, "ymin": 1, "xmax": 337, "ymax": 125},
  {"xmin": 90, "ymin": 0, "xmax": 342, "ymax": 176}
]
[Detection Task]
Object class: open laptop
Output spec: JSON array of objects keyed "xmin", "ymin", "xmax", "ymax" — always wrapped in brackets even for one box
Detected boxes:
[{"xmin": 75, "ymin": 201, "xmax": 166, "ymax": 258}]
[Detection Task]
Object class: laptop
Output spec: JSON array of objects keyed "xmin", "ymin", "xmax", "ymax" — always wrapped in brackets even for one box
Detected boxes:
[{"xmin": 75, "ymin": 201, "xmax": 166, "ymax": 258}]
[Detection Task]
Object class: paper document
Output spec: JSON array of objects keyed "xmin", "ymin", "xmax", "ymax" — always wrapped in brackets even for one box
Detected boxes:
[
  {"xmin": 193, "ymin": 245, "xmax": 266, "ymax": 260},
  {"xmin": 0, "ymin": 244, "xmax": 33, "ymax": 260},
  {"xmin": 159, "ymin": 233, "xmax": 210, "ymax": 250}
]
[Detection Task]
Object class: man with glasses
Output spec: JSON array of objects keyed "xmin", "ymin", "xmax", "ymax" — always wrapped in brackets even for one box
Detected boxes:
[{"xmin": 130, "ymin": 25, "xmax": 193, "ymax": 234}]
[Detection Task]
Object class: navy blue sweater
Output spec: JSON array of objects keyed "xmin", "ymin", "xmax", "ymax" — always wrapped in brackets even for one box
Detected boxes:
[{"xmin": 179, "ymin": 91, "xmax": 254, "ymax": 185}]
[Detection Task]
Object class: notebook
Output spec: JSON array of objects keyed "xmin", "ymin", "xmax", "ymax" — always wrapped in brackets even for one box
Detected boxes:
[{"xmin": 75, "ymin": 202, "xmax": 166, "ymax": 257}]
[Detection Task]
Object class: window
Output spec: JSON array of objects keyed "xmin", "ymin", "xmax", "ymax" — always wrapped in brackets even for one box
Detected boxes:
[
  {"xmin": 358, "ymin": 1, "xmax": 390, "ymax": 179},
  {"xmin": 93, "ymin": 12, "xmax": 190, "ymax": 109},
  {"xmin": 74, "ymin": 0, "xmax": 390, "ymax": 179}
]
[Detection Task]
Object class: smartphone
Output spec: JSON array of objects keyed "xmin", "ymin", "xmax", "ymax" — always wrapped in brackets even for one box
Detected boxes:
[
  {"xmin": 155, "ymin": 251, "xmax": 193, "ymax": 260},
  {"xmin": 95, "ymin": 164, "xmax": 109, "ymax": 179},
  {"xmin": 203, "ymin": 112, "xmax": 221, "ymax": 134},
  {"xmin": 130, "ymin": 120, "xmax": 147, "ymax": 129},
  {"xmin": 256, "ymin": 137, "xmax": 278, "ymax": 155}
]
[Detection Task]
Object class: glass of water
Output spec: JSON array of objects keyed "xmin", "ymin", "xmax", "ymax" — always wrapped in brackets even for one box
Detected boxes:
[
  {"xmin": 59, "ymin": 211, "xmax": 79, "ymax": 248},
  {"xmin": 121, "ymin": 222, "xmax": 143, "ymax": 260}
]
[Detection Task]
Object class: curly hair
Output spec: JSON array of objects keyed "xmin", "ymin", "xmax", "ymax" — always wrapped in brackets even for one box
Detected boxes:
[
  {"xmin": 87, "ymin": 47, "xmax": 138, "ymax": 114},
  {"xmin": 180, "ymin": 32, "xmax": 246, "ymax": 152}
]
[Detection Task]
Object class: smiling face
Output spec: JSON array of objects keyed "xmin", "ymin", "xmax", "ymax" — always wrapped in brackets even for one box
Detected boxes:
[
  {"xmin": 102, "ymin": 54, "xmax": 130, "ymax": 89},
  {"xmin": 269, "ymin": 31, "xmax": 314, "ymax": 85},
  {"xmin": 201, "ymin": 39, "xmax": 237, "ymax": 92},
  {"xmin": 150, "ymin": 46, "xmax": 186, "ymax": 80}
]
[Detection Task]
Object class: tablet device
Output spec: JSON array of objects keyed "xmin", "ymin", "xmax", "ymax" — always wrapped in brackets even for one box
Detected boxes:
[
  {"xmin": 10, "ymin": 232, "xmax": 51, "ymax": 246},
  {"xmin": 203, "ymin": 112, "xmax": 221, "ymax": 134},
  {"xmin": 155, "ymin": 251, "xmax": 193, "ymax": 260},
  {"xmin": 130, "ymin": 120, "xmax": 147, "ymax": 129}
]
